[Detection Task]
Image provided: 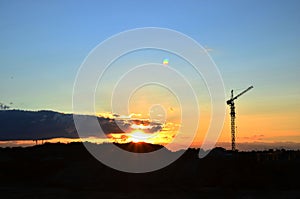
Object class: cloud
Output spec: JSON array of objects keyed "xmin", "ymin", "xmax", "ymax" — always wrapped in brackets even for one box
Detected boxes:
[
  {"xmin": 204, "ymin": 46, "xmax": 213, "ymax": 52},
  {"xmin": 0, "ymin": 110, "xmax": 165, "ymax": 140},
  {"xmin": 107, "ymin": 134, "xmax": 129, "ymax": 142},
  {"xmin": 114, "ymin": 117, "xmax": 163, "ymax": 134},
  {"xmin": 239, "ymin": 134, "xmax": 265, "ymax": 141}
]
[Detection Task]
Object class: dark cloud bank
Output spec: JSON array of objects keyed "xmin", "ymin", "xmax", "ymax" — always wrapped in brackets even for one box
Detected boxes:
[{"xmin": 0, "ymin": 110, "xmax": 162, "ymax": 141}]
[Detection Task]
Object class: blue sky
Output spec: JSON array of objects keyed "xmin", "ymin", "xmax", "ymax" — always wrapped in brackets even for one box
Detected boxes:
[{"xmin": 0, "ymin": 0, "xmax": 300, "ymax": 144}]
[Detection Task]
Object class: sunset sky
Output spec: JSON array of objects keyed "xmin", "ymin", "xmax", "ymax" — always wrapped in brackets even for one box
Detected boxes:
[{"xmin": 0, "ymin": 0, "xmax": 300, "ymax": 150}]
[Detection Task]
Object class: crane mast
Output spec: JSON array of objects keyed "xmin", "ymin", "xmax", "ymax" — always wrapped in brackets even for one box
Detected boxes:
[{"xmin": 227, "ymin": 86, "xmax": 253, "ymax": 151}]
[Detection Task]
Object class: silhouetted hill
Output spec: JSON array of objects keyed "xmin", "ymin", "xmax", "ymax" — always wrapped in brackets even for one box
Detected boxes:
[
  {"xmin": 0, "ymin": 143, "xmax": 300, "ymax": 198},
  {"xmin": 114, "ymin": 142, "xmax": 164, "ymax": 153}
]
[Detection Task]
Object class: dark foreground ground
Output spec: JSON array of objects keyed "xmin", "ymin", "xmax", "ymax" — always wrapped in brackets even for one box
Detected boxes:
[{"xmin": 0, "ymin": 142, "xmax": 300, "ymax": 199}]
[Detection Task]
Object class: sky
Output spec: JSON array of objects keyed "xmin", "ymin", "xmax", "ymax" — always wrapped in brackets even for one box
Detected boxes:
[{"xmin": 0, "ymin": 0, "xmax": 300, "ymax": 149}]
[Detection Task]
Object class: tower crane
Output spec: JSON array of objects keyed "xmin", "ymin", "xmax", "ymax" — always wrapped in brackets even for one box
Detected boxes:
[{"xmin": 226, "ymin": 86, "xmax": 253, "ymax": 151}]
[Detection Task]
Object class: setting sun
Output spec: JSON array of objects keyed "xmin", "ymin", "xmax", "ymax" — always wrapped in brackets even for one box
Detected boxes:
[{"xmin": 128, "ymin": 130, "xmax": 152, "ymax": 143}]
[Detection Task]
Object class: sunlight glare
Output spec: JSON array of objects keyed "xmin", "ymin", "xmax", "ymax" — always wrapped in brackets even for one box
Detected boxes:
[{"xmin": 129, "ymin": 130, "xmax": 151, "ymax": 143}]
